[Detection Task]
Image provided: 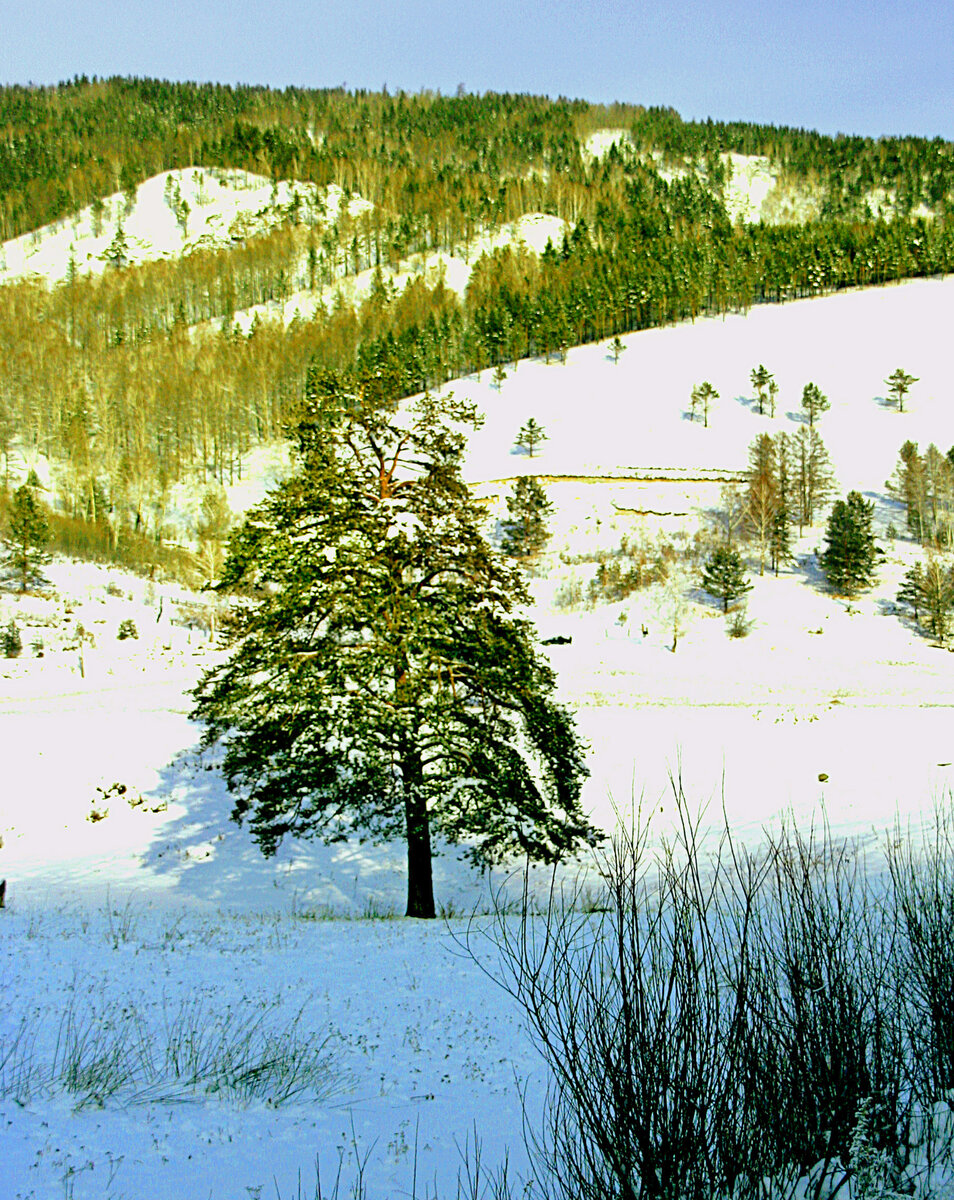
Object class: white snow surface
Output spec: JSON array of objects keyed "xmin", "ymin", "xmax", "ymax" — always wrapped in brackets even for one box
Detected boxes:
[{"xmin": 3, "ymin": 275, "xmax": 954, "ymax": 1197}]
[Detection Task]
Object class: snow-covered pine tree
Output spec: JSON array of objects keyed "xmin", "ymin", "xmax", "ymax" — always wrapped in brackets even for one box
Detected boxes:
[
  {"xmin": 501, "ymin": 475, "xmax": 554, "ymax": 559},
  {"xmin": 820, "ymin": 491, "xmax": 877, "ymax": 596},
  {"xmin": 192, "ymin": 372, "xmax": 598, "ymax": 918},
  {"xmin": 701, "ymin": 545, "xmax": 752, "ymax": 613}
]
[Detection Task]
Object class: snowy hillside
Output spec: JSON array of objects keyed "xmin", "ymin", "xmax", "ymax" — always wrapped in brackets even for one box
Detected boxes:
[{"xmin": 3, "ymin": 274, "xmax": 954, "ymax": 1198}]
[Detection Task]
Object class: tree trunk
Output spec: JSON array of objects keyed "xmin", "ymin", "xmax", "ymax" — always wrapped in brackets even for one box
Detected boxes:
[{"xmin": 402, "ymin": 752, "xmax": 436, "ymax": 919}]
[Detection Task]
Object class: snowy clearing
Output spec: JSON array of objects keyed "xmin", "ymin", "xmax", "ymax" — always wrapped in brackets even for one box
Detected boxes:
[{"xmin": 3, "ymin": 275, "xmax": 954, "ymax": 1197}]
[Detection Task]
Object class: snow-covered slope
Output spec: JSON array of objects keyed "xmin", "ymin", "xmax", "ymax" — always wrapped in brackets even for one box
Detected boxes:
[{"xmin": 3, "ymin": 275, "xmax": 954, "ymax": 1198}]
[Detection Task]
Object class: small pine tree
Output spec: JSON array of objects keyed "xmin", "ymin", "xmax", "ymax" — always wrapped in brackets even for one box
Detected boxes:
[
  {"xmin": 820, "ymin": 491, "xmax": 877, "ymax": 596},
  {"xmin": 801, "ymin": 382, "xmax": 830, "ymax": 427},
  {"xmin": 501, "ymin": 476, "xmax": 554, "ymax": 558},
  {"xmin": 690, "ymin": 381, "xmax": 718, "ymax": 427},
  {"xmin": 897, "ymin": 562, "xmax": 924, "ymax": 624},
  {"xmin": 750, "ymin": 364, "xmax": 774, "ymax": 416},
  {"xmin": 516, "ymin": 418, "xmax": 548, "ymax": 458},
  {"xmin": 106, "ymin": 221, "xmax": 129, "ymax": 269},
  {"xmin": 492, "ymin": 363, "xmax": 508, "ymax": 391},
  {"xmin": 1, "ymin": 619, "xmax": 21, "ymax": 658},
  {"xmin": 701, "ymin": 546, "xmax": 752, "ymax": 613},
  {"xmin": 5, "ymin": 472, "xmax": 51, "ymax": 591},
  {"xmin": 610, "ymin": 335, "xmax": 626, "ymax": 364},
  {"xmin": 885, "ymin": 368, "xmax": 918, "ymax": 413}
]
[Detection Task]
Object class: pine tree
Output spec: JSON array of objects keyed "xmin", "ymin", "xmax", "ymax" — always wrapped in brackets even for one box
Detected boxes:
[
  {"xmin": 516, "ymin": 418, "xmax": 548, "ymax": 458},
  {"xmin": 897, "ymin": 561, "xmax": 925, "ymax": 624},
  {"xmin": 610, "ymin": 335, "xmax": 626, "ymax": 364},
  {"xmin": 898, "ymin": 556, "xmax": 954, "ymax": 641},
  {"xmin": 750, "ymin": 364, "xmax": 774, "ymax": 416},
  {"xmin": 770, "ymin": 504, "xmax": 793, "ymax": 575},
  {"xmin": 801, "ymin": 382, "xmax": 830, "ymax": 427},
  {"xmin": 885, "ymin": 368, "xmax": 918, "ymax": 413},
  {"xmin": 701, "ymin": 545, "xmax": 752, "ymax": 613},
  {"xmin": 4, "ymin": 472, "xmax": 51, "ymax": 591},
  {"xmin": 501, "ymin": 475, "xmax": 554, "ymax": 558},
  {"xmin": 192, "ymin": 378, "xmax": 598, "ymax": 919},
  {"xmin": 820, "ymin": 491, "xmax": 877, "ymax": 597},
  {"xmin": 690, "ymin": 381, "xmax": 718, "ymax": 427},
  {"xmin": 106, "ymin": 221, "xmax": 129, "ymax": 269}
]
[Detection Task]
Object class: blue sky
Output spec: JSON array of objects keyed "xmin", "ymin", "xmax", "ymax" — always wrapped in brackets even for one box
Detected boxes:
[{"xmin": 3, "ymin": 0, "xmax": 953, "ymax": 140}]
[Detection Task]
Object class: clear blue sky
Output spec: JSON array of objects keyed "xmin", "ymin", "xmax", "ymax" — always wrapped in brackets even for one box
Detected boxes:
[{"xmin": 3, "ymin": 0, "xmax": 954, "ymax": 141}]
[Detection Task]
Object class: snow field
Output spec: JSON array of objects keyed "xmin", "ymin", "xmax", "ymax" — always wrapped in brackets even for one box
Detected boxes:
[{"xmin": 3, "ymin": 274, "xmax": 954, "ymax": 1196}]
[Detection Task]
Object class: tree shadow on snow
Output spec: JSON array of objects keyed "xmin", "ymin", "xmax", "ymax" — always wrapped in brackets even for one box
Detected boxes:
[{"xmin": 140, "ymin": 730, "xmax": 484, "ymax": 915}]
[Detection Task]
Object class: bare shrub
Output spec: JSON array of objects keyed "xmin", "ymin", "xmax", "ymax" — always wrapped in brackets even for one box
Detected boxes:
[{"xmin": 472, "ymin": 793, "xmax": 950, "ymax": 1200}]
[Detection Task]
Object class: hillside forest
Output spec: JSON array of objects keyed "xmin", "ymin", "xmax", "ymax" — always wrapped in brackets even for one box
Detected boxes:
[{"xmin": 3, "ymin": 79, "xmax": 954, "ymax": 567}]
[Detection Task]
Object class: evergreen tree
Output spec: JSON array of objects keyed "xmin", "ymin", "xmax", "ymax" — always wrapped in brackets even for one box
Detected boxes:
[
  {"xmin": 770, "ymin": 503, "xmax": 793, "ymax": 575},
  {"xmin": 897, "ymin": 561, "xmax": 925, "ymax": 624},
  {"xmin": 820, "ymin": 491, "xmax": 877, "ymax": 596},
  {"xmin": 192, "ymin": 378, "xmax": 598, "ymax": 919},
  {"xmin": 516, "ymin": 417, "xmax": 548, "ymax": 458},
  {"xmin": 701, "ymin": 545, "xmax": 752, "ymax": 613},
  {"xmin": 1, "ymin": 619, "xmax": 21, "ymax": 658},
  {"xmin": 801, "ymin": 381, "xmax": 830, "ymax": 427},
  {"xmin": 690, "ymin": 381, "xmax": 718, "ymax": 427},
  {"xmin": 898, "ymin": 556, "xmax": 954, "ymax": 641},
  {"xmin": 500, "ymin": 475, "xmax": 554, "ymax": 558},
  {"xmin": 106, "ymin": 220, "xmax": 129, "ymax": 269},
  {"xmin": 750, "ymin": 364, "xmax": 774, "ymax": 416},
  {"xmin": 610, "ymin": 335, "xmax": 626, "ymax": 364},
  {"xmin": 4, "ymin": 472, "xmax": 51, "ymax": 591},
  {"xmin": 885, "ymin": 367, "xmax": 918, "ymax": 413}
]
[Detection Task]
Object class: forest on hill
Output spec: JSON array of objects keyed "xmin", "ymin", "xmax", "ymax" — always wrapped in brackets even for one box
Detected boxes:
[{"xmin": 3, "ymin": 78, "xmax": 954, "ymax": 569}]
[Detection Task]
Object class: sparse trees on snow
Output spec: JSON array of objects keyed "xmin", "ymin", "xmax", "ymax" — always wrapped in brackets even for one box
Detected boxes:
[
  {"xmin": 886, "ymin": 440, "xmax": 954, "ymax": 547},
  {"xmin": 192, "ymin": 376, "xmax": 598, "ymax": 918},
  {"xmin": 897, "ymin": 555, "xmax": 954, "ymax": 642}
]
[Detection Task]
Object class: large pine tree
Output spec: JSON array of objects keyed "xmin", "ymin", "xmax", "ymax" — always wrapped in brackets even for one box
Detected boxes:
[
  {"xmin": 820, "ymin": 491, "xmax": 877, "ymax": 596},
  {"xmin": 192, "ymin": 375, "xmax": 598, "ymax": 918}
]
